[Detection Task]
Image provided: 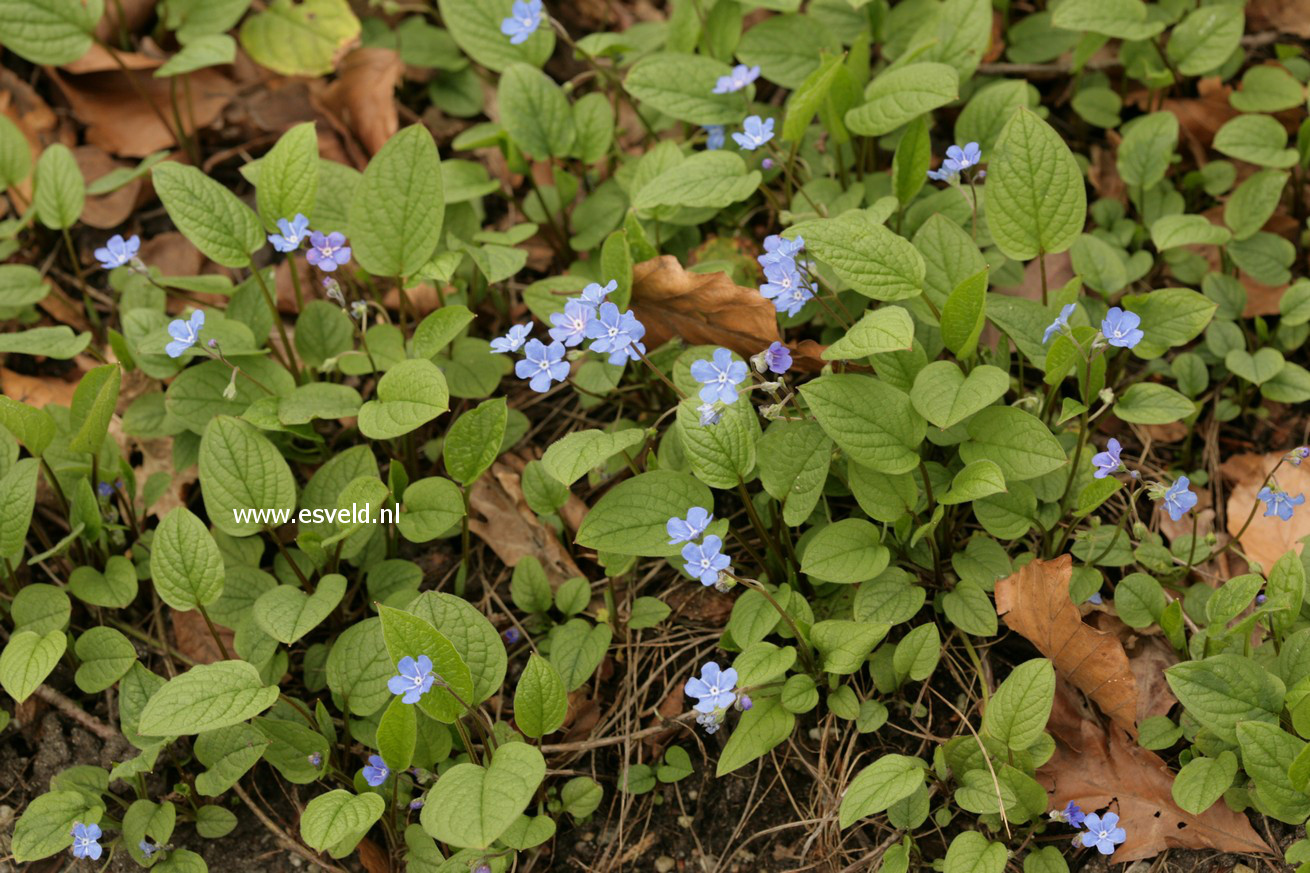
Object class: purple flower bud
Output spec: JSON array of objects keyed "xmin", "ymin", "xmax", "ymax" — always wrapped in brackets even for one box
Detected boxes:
[
  {"xmin": 207, "ymin": 338, "xmax": 218, "ymax": 349},
  {"xmin": 474, "ymin": 864, "xmax": 493, "ymax": 873},
  {"xmin": 410, "ymin": 798, "xmax": 424, "ymax": 810},
  {"xmin": 503, "ymin": 627, "xmax": 521, "ymax": 644},
  {"xmin": 737, "ymin": 695, "xmax": 753, "ymax": 711},
  {"xmin": 762, "ymin": 158, "xmax": 774, "ymax": 169},
  {"xmin": 1256, "ymin": 594, "xmax": 1268, "ymax": 605}
]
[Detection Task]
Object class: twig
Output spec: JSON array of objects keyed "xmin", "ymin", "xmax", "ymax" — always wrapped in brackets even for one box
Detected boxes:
[
  {"xmin": 34, "ymin": 685, "xmax": 117, "ymax": 741},
  {"xmin": 231, "ymin": 782, "xmax": 350, "ymax": 873}
]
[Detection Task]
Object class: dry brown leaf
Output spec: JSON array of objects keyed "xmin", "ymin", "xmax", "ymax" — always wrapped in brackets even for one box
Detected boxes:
[
  {"xmin": 318, "ymin": 48, "xmax": 403, "ymax": 156},
  {"xmin": 1086, "ymin": 612, "xmax": 1179, "ymax": 724},
  {"xmin": 171, "ymin": 609, "xmax": 234, "ymax": 665},
  {"xmin": 356, "ymin": 836, "xmax": 392, "ymax": 873},
  {"xmin": 994, "ymin": 555, "xmax": 1139, "ymax": 736},
  {"xmin": 468, "ymin": 459, "xmax": 583, "ymax": 587},
  {"xmin": 75, "ymin": 145, "xmax": 144, "ymax": 229},
  {"xmin": 0, "ymin": 69, "xmax": 65, "ymax": 203},
  {"xmin": 1222, "ymin": 452, "xmax": 1310, "ymax": 570},
  {"xmin": 1041, "ymin": 697, "xmax": 1271, "ymax": 863},
  {"xmin": 63, "ymin": 45, "xmax": 162, "ymax": 75},
  {"xmin": 0, "ymin": 367, "xmax": 79, "ymax": 407},
  {"xmin": 1247, "ymin": 0, "xmax": 1310, "ymax": 37},
  {"xmin": 139, "ymin": 231, "xmax": 205, "ymax": 279}
]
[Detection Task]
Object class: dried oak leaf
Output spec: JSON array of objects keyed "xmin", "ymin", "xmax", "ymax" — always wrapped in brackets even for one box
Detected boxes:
[
  {"xmin": 170, "ymin": 608, "xmax": 234, "ymax": 665},
  {"xmin": 469, "ymin": 459, "xmax": 583, "ymax": 587},
  {"xmin": 994, "ymin": 555, "xmax": 1139, "ymax": 737},
  {"xmin": 318, "ymin": 48, "xmax": 403, "ymax": 157},
  {"xmin": 1041, "ymin": 700, "xmax": 1271, "ymax": 862},
  {"xmin": 1222, "ymin": 451, "xmax": 1310, "ymax": 570}
]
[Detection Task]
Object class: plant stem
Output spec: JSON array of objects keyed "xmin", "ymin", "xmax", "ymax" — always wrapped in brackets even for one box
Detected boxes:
[
  {"xmin": 196, "ymin": 604, "xmax": 231, "ymax": 659},
  {"xmin": 248, "ymin": 261, "xmax": 302, "ymax": 382}
]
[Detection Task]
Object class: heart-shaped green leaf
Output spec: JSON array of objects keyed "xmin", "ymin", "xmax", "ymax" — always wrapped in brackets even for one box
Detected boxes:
[
  {"xmin": 300, "ymin": 790, "xmax": 385, "ymax": 858},
  {"xmin": 69, "ymin": 555, "xmax": 139, "ymax": 608},
  {"xmin": 0, "ymin": 629, "xmax": 66, "ymax": 703},
  {"xmin": 910, "ymin": 361, "xmax": 1009, "ymax": 429},
  {"xmin": 421, "ymin": 742, "xmax": 546, "ymax": 848},
  {"xmin": 1225, "ymin": 348, "xmax": 1285, "ymax": 385},
  {"xmin": 253, "ymin": 574, "xmax": 347, "ymax": 644},
  {"xmin": 940, "ymin": 460, "xmax": 1008, "ymax": 505},
  {"xmin": 137, "ymin": 661, "xmax": 278, "ymax": 736},
  {"xmin": 357, "ymin": 359, "xmax": 450, "ymax": 440},
  {"xmin": 377, "ymin": 605, "xmax": 474, "ymax": 723}
]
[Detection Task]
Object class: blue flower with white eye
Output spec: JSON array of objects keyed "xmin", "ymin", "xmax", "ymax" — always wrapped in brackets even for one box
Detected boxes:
[
  {"xmin": 667, "ymin": 507, "xmax": 713, "ymax": 545},
  {"xmin": 733, "ymin": 116, "xmax": 774, "ymax": 151},
  {"xmin": 95, "ymin": 233, "xmax": 140, "ymax": 270},
  {"xmin": 579, "ymin": 280, "xmax": 618, "ymax": 309},
  {"xmin": 1080, "ymin": 811, "xmax": 1126, "ymax": 855},
  {"xmin": 500, "ymin": 0, "xmax": 542, "ymax": 44},
  {"xmin": 761, "ymin": 342, "xmax": 792, "ymax": 375},
  {"xmin": 165, "ymin": 310, "xmax": 205, "ymax": 358},
  {"xmin": 387, "ymin": 655, "xmax": 436, "ymax": 704},
  {"xmin": 713, "ymin": 64, "xmax": 760, "ymax": 94},
  {"xmin": 549, "ymin": 301, "xmax": 594, "ymax": 347},
  {"xmin": 1043, "ymin": 304, "xmax": 1076, "ymax": 344},
  {"xmin": 758, "ymin": 234, "xmax": 804, "ymax": 271},
  {"xmin": 684, "ymin": 661, "xmax": 737, "ymax": 713},
  {"xmin": 71, "ymin": 823, "xmax": 102, "ymax": 860},
  {"xmin": 704, "ymin": 125, "xmax": 726, "ymax": 151},
  {"xmin": 491, "ymin": 322, "xmax": 533, "ymax": 354},
  {"xmin": 307, "ymin": 231, "xmax": 351, "ymax": 271},
  {"xmin": 1091, "ymin": 438, "xmax": 1123, "ymax": 479},
  {"xmin": 1259, "ymin": 486, "xmax": 1305, "ymax": 522},
  {"xmin": 690, "ymin": 348, "xmax": 749, "ymax": 405},
  {"xmin": 681, "ymin": 535, "xmax": 731, "ymax": 586},
  {"xmin": 1160, "ymin": 477, "xmax": 1198, "ymax": 522},
  {"xmin": 269, "ymin": 214, "xmax": 310, "ymax": 253},
  {"xmin": 927, "ymin": 142, "xmax": 982, "ymax": 181},
  {"xmin": 363, "ymin": 754, "xmax": 390, "ymax": 787},
  {"xmin": 584, "ymin": 302, "xmax": 644, "ymax": 359},
  {"xmin": 515, "ymin": 339, "xmax": 569, "ymax": 393},
  {"xmin": 1101, "ymin": 307, "xmax": 1144, "ymax": 349}
]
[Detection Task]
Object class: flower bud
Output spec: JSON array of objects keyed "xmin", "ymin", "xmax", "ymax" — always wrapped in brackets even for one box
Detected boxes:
[
  {"xmin": 762, "ymin": 158, "xmax": 774, "ymax": 169},
  {"xmin": 736, "ymin": 695, "xmax": 753, "ymax": 711}
]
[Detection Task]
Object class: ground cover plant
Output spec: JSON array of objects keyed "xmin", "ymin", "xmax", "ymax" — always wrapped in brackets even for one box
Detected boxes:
[{"xmin": 0, "ymin": 0, "xmax": 1309, "ymax": 871}]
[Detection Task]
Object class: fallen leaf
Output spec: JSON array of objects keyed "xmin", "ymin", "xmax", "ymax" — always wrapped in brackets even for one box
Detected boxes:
[
  {"xmin": 63, "ymin": 45, "xmax": 162, "ymax": 75},
  {"xmin": 1086, "ymin": 612, "xmax": 1178, "ymax": 724},
  {"xmin": 171, "ymin": 608, "xmax": 234, "ymax": 665},
  {"xmin": 1087, "ymin": 143, "xmax": 1125, "ymax": 202},
  {"xmin": 0, "ymin": 367, "xmax": 79, "ymax": 407},
  {"xmin": 994, "ymin": 555, "xmax": 1139, "ymax": 736},
  {"xmin": 1222, "ymin": 452, "xmax": 1310, "ymax": 570},
  {"xmin": 1247, "ymin": 0, "xmax": 1310, "ymax": 37},
  {"xmin": 1041, "ymin": 690, "xmax": 1271, "ymax": 863},
  {"xmin": 469, "ymin": 459, "xmax": 584, "ymax": 587},
  {"xmin": 318, "ymin": 48, "xmax": 403, "ymax": 157},
  {"xmin": 139, "ymin": 231, "xmax": 205, "ymax": 278},
  {"xmin": 356, "ymin": 836, "xmax": 391, "ymax": 873},
  {"xmin": 0, "ymin": 69, "xmax": 65, "ymax": 203},
  {"xmin": 75, "ymin": 145, "xmax": 144, "ymax": 228},
  {"xmin": 561, "ymin": 688, "xmax": 600, "ymax": 742}
]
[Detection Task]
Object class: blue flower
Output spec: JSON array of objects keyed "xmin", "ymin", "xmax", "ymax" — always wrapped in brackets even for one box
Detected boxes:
[
  {"xmin": 1053, "ymin": 801, "xmax": 1086, "ymax": 827},
  {"xmin": 97, "ymin": 481, "xmax": 114, "ymax": 498},
  {"xmin": 1161, "ymin": 477, "xmax": 1198, "ymax": 522},
  {"xmin": 500, "ymin": 0, "xmax": 542, "ymax": 44},
  {"xmin": 165, "ymin": 310, "xmax": 205, "ymax": 358},
  {"xmin": 1091, "ymin": 438, "xmax": 1123, "ymax": 479},
  {"xmin": 503, "ymin": 627, "xmax": 521, "ymax": 644},
  {"xmin": 684, "ymin": 661, "xmax": 738, "ymax": 713},
  {"xmin": 363, "ymin": 754, "xmax": 389, "ymax": 786},
  {"xmin": 760, "ymin": 341, "xmax": 792, "ymax": 375},
  {"xmin": 94, "ymin": 233, "xmax": 140, "ymax": 270},
  {"xmin": 733, "ymin": 116, "xmax": 774, "ymax": 151},
  {"xmin": 759, "ymin": 263, "xmax": 813, "ymax": 316},
  {"xmin": 1080, "ymin": 811, "xmax": 1126, "ymax": 855},
  {"xmin": 140, "ymin": 839, "xmax": 160, "ymax": 858},
  {"xmin": 704, "ymin": 125, "xmax": 726, "ymax": 151},
  {"xmin": 579, "ymin": 280, "xmax": 617, "ymax": 309},
  {"xmin": 713, "ymin": 64, "xmax": 760, "ymax": 94},
  {"xmin": 1286, "ymin": 447, "xmax": 1310, "ymax": 466},
  {"xmin": 491, "ymin": 322, "xmax": 533, "ymax": 354},
  {"xmin": 307, "ymin": 231, "xmax": 352, "ymax": 271},
  {"xmin": 549, "ymin": 301, "xmax": 594, "ymax": 347},
  {"xmin": 696, "ymin": 711, "xmax": 721, "ymax": 734},
  {"xmin": 584, "ymin": 302, "xmax": 644, "ymax": 359},
  {"xmin": 1087, "ymin": 591, "xmax": 1103, "ymax": 605},
  {"xmin": 388, "ymin": 655, "xmax": 436, "ymax": 704},
  {"xmin": 515, "ymin": 339, "xmax": 569, "ymax": 393},
  {"xmin": 681, "ymin": 534, "xmax": 731, "ymax": 586},
  {"xmin": 927, "ymin": 142, "xmax": 982, "ymax": 181},
  {"xmin": 308, "ymin": 752, "xmax": 323, "ymax": 767},
  {"xmin": 667, "ymin": 507, "xmax": 713, "ymax": 545},
  {"xmin": 71, "ymin": 822, "xmax": 103, "ymax": 860},
  {"xmin": 1043, "ymin": 303, "xmax": 1076, "ymax": 344},
  {"xmin": 1101, "ymin": 307, "xmax": 1143, "ymax": 349},
  {"xmin": 690, "ymin": 348, "xmax": 749, "ymax": 405},
  {"xmin": 697, "ymin": 402, "xmax": 723, "ymax": 427},
  {"xmin": 1259, "ymin": 487, "xmax": 1305, "ymax": 522},
  {"xmin": 269, "ymin": 214, "xmax": 310, "ymax": 253},
  {"xmin": 758, "ymin": 234, "xmax": 804, "ymax": 271}
]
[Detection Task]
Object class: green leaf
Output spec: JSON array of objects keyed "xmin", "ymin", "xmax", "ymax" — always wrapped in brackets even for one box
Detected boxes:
[
  {"xmin": 1113, "ymin": 383, "xmax": 1196, "ymax": 425},
  {"xmin": 1172, "ymin": 751, "xmax": 1237, "ymax": 815},
  {"xmin": 985, "ymin": 107, "xmax": 1086, "ymax": 261},
  {"xmin": 736, "ymin": 13, "xmax": 838, "ymax": 88},
  {"xmin": 254, "ymin": 574, "xmax": 347, "ymax": 644},
  {"xmin": 1049, "ymin": 0, "xmax": 1163, "ymax": 40},
  {"xmin": 1165, "ymin": 654, "xmax": 1284, "ymax": 743},
  {"xmin": 514, "ymin": 653, "xmax": 568, "ymax": 739},
  {"xmin": 756, "ymin": 419, "xmax": 832, "ymax": 526},
  {"xmin": 199, "ymin": 415, "xmax": 297, "ymax": 536},
  {"xmin": 300, "ymin": 790, "xmax": 385, "ymax": 858},
  {"xmin": 982, "ymin": 659, "xmax": 1054, "ymax": 751},
  {"xmin": 540, "ymin": 428, "xmax": 645, "ymax": 486},
  {"xmin": 628, "ymin": 596, "xmax": 671, "ymax": 629},
  {"xmin": 422, "ymin": 743, "xmax": 546, "ymax": 848},
  {"xmin": 960, "ymin": 406, "xmax": 1064, "ymax": 482},
  {"xmin": 1226, "ymin": 348, "xmax": 1285, "ymax": 386},
  {"xmin": 942, "ymin": 579, "xmax": 998, "ymax": 636},
  {"xmin": 576, "ymin": 470, "xmax": 712, "ymax": 557},
  {"xmin": 1166, "ymin": 4, "xmax": 1243, "ymax": 76},
  {"xmin": 195, "ymin": 805, "xmax": 238, "ymax": 839},
  {"xmin": 239, "ymin": 0, "xmax": 360, "ymax": 77},
  {"xmin": 397, "ymin": 476, "xmax": 465, "ymax": 543},
  {"xmin": 0, "ymin": 457, "xmax": 39, "ymax": 558},
  {"xmin": 1121, "ymin": 288, "xmax": 1217, "ymax": 359},
  {"xmin": 624, "ymin": 53, "xmax": 747, "ymax": 125},
  {"xmin": 68, "ymin": 364, "xmax": 120, "ymax": 454},
  {"xmin": 0, "ymin": 0, "xmax": 100, "ymax": 66},
  {"xmin": 11, "ymin": 790, "xmax": 102, "ymax": 862},
  {"xmin": 1224, "ymin": 169, "xmax": 1289, "ymax": 240},
  {"xmin": 893, "ymin": 623, "xmax": 941, "ymax": 682},
  {"xmin": 153, "ymin": 162, "xmax": 263, "ymax": 267},
  {"xmin": 326, "ymin": 618, "xmax": 393, "ymax": 717},
  {"xmin": 940, "ymin": 268, "xmax": 988, "ymax": 358},
  {"xmin": 69, "ymin": 555, "xmax": 139, "ymax": 608},
  {"xmin": 783, "ymin": 52, "xmax": 845, "ymax": 142},
  {"xmin": 197, "ymin": 726, "xmax": 272, "ymax": 795},
  {"xmin": 632, "ymin": 151, "xmax": 761, "ymax": 211},
  {"xmin": 256, "ymin": 121, "xmax": 318, "ymax": 232},
  {"xmin": 801, "ymin": 374, "xmax": 925, "ymax": 474},
  {"xmin": 74, "ymin": 627, "xmax": 136, "ymax": 693},
  {"xmin": 789, "ymin": 209, "xmax": 925, "ymax": 301},
  {"xmin": 0, "ymin": 629, "xmax": 66, "ymax": 703},
  {"xmin": 892, "ymin": 115, "xmax": 931, "ymax": 207},
  {"xmin": 155, "ymin": 32, "xmax": 236, "ymax": 76},
  {"xmin": 377, "ymin": 696, "xmax": 417, "ymax": 772},
  {"xmin": 412, "ymin": 305, "xmax": 475, "ymax": 358},
  {"xmin": 443, "ymin": 398, "xmax": 506, "ymax": 486},
  {"xmin": 943, "ymin": 831, "xmax": 1007, "ymax": 873},
  {"xmin": 349, "ymin": 125, "xmax": 445, "ymax": 278},
  {"xmin": 139, "ymin": 660, "xmax": 279, "ymax": 736},
  {"xmin": 1213, "ymin": 114, "xmax": 1298, "ymax": 169},
  {"xmin": 823, "ymin": 306, "xmax": 914, "ymax": 360},
  {"xmin": 1230, "ymin": 65, "xmax": 1306, "ymax": 113},
  {"xmin": 801, "ymin": 519, "xmax": 889, "ymax": 584},
  {"xmin": 436, "ymin": 0, "xmax": 553, "ymax": 73},
  {"xmin": 571, "ymin": 92, "xmax": 614, "ymax": 164},
  {"xmin": 845, "ymin": 63, "xmax": 959, "ymax": 137},
  {"xmin": 838, "ymin": 755, "xmax": 925, "ymax": 827},
  {"xmin": 0, "ymin": 326, "xmax": 91, "ymax": 359},
  {"xmin": 1116, "ymin": 112, "xmax": 1178, "ymax": 190},
  {"xmin": 910, "ymin": 361, "xmax": 1008, "ymax": 430},
  {"xmin": 1150, "ymin": 214, "xmax": 1231, "ymax": 250},
  {"xmin": 357, "ymin": 358, "xmax": 450, "ymax": 439},
  {"xmin": 150, "ymin": 507, "xmax": 224, "ymax": 611},
  {"xmin": 548, "ymin": 618, "xmax": 611, "ymax": 691},
  {"xmin": 812, "ymin": 619, "xmax": 889, "ymax": 673},
  {"xmin": 0, "ymin": 398, "xmax": 55, "ymax": 456},
  {"xmin": 0, "ymin": 115, "xmax": 31, "ymax": 188},
  {"xmin": 675, "ymin": 395, "xmax": 758, "ymax": 489},
  {"xmin": 278, "ymin": 383, "xmax": 362, "ymax": 426},
  {"xmin": 408, "ymin": 591, "xmax": 507, "ymax": 704},
  {"xmin": 0, "ymin": 263, "xmax": 48, "ymax": 307},
  {"xmin": 378, "ymin": 604, "xmax": 474, "ymax": 723},
  {"xmin": 716, "ymin": 696, "xmax": 795, "ymax": 776},
  {"xmin": 941, "ymin": 460, "xmax": 1008, "ymax": 505},
  {"xmin": 33, "ymin": 143, "xmax": 84, "ymax": 230},
  {"xmin": 499, "ymin": 63, "xmax": 575, "ymax": 159},
  {"xmin": 1236, "ymin": 721, "xmax": 1310, "ymax": 824}
]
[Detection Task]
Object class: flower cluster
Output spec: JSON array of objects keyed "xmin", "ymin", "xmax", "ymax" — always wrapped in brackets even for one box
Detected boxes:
[
  {"xmin": 757, "ymin": 235, "xmax": 811, "ymax": 316},
  {"xmin": 1042, "ymin": 304, "xmax": 1144, "ymax": 351},
  {"xmin": 668, "ymin": 507, "xmax": 732, "ymax": 587},
  {"xmin": 927, "ymin": 141, "xmax": 982, "ymax": 182},
  {"xmin": 684, "ymin": 661, "xmax": 738, "ymax": 734},
  {"xmin": 266, "ymin": 213, "xmax": 353, "ymax": 272},
  {"xmin": 1049, "ymin": 803, "xmax": 1126, "ymax": 855},
  {"xmin": 1090, "ymin": 438, "xmax": 1201, "ymax": 522}
]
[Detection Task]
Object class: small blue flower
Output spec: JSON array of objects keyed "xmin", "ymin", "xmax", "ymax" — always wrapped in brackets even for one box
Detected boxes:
[
  {"xmin": 758, "ymin": 234, "xmax": 804, "ymax": 271},
  {"xmin": 140, "ymin": 839, "xmax": 160, "ymax": 859},
  {"xmin": 500, "ymin": 0, "xmax": 543, "ymax": 44},
  {"xmin": 491, "ymin": 322, "xmax": 533, "ymax": 354},
  {"xmin": 1043, "ymin": 303, "xmax": 1076, "ymax": 344},
  {"xmin": 363, "ymin": 755, "xmax": 389, "ymax": 786},
  {"xmin": 1087, "ymin": 591, "xmax": 1103, "ymax": 605},
  {"xmin": 1058, "ymin": 801, "xmax": 1086, "ymax": 827},
  {"xmin": 388, "ymin": 655, "xmax": 436, "ymax": 704},
  {"xmin": 409, "ymin": 798, "xmax": 424, "ymax": 810},
  {"xmin": 759, "ymin": 263, "xmax": 812, "ymax": 317},
  {"xmin": 307, "ymin": 231, "xmax": 352, "ymax": 271},
  {"xmin": 684, "ymin": 661, "xmax": 737, "ymax": 713},
  {"xmin": 308, "ymin": 752, "xmax": 323, "ymax": 767},
  {"xmin": 760, "ymin": 341, "xmax": 792, "ymax": 375},
  {"xmin": 1080, "ymin": 811, "xmax": 1126, "ymax": 855},
  {"xmin": 681, "ymin": 534, "xmax": 731, "ymax": 587},
  {"xmin": 927, "ymin": 142, "xmax": 982, "ymax": 181},
  {"xmin": 97, "ymin": 481, "xmax": 114, "ymax": 498},
  {"xmin": 1161, "ymin": 477, "xmax": 1198, "ymax": 522},
  {"xmin": 584, "ymin": 302, "xmax": 644, "ymax": 359},
  {"xmin": 713, "ymin": 64, "xmax": 760, "ymax": 94},
  {"xmin": 1091, "ymin": 438, "xmax": 1123, "ymax": 479},
  {"xmin": 667, "ymin": 507, "xmax": 713, "ymax": 545},
  {"xmin": 696, "ymin": 711, "xmax": 721, "ymax": 734},
  {"xmin": 1259, "ymin": 487, "xmax": 1305, "ymax": 522},
  {"xmin": 579, "ymin": 280, "xmax": 617, "ymax": 309},
  {"xmin": 733, "ymin": 116, "xmax": 774, "ymax": 151},
  {"xmin": 269, "ymin": 214, "xmax": 310, "ymax": 253},
  {"xmin": 690, "ymin": 348, "xmax": 749, "ymax": 405},
  {"xmin": 704, "ymin": 125, "xmax": 726, "ymax": 151},
  {"xmin": 698, "ymin": 402, "xmax": 723, "ymax": 427},
  {"xmin": 1101, "ymin": 307, "xmax": 1144, "ymax": 349},
  {"xmin": 95, "ymin": 233, "xmax": 140, "ymax": 270},
  {"xmin": 549, "ymin": 301, "xmax": 593, "ymax": 347},
  {"xmin": 503, "ymin": 627, "xmax": 521, "ymax": 644},
  {"xmin": 515, "ymin": 339, "xmax": 569, "ymax": 393},
  {"xmin": 71, "ymin": 822, "xmax": 103, "ymax": 860},
  {"xmin": 165, "ymin": 310, "xmax": 205, "ymax": 358}
]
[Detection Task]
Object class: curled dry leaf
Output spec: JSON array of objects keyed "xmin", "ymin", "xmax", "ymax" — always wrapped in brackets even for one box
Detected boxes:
[
  {"xmin": 75, "ymin": 145, "xmax": 144, "ymax": 229},
  {"xmin": 1222, "ymin": 451, "xmax": 1310, "ymax": 570},
  {"xmin": 1246, "ymin": 0, "xmax": 1310, "ymax": 38},
  {"xmin": 1086, "ymin": 611, "xmax": 1178, "ymax": 724},
  {"xmin": 318, "ymin": 48, "xmax": 403, "ymax": 157},
  {"xmin": 0, "ymin": 367, "xmax": 79, "ymax": 408},
  {"xmin": 468, "ymin": 458, "xmax": 584, "ymax": 587},
  {"xmin": 994, "ymin": 555, "xmax": 1139, "ymax": 736}
]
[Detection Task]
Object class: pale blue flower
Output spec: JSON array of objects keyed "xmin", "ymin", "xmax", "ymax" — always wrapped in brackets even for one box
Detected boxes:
[
  {"xmin": 690, "ymin": 348, "xmax": 749, "ymax": 405},
  {"xmin": 1091, "ymin": 438, "xmax": 1123, "ymax": 479},
  {"xmin": 307, "ymin": 231, "xmax": 351, "ymax": 271},
  {"xmin": 140, "ymin": 840, "xmax": 160, "ymax": 858},
  {"xmin": 667, "ymin": 507, "xmax": 713, "ymax": 545},
  {"xmin": 758, "ymin": 234, "xmax": 804, "ymax": 271},
  {"xmin": 269, "ymin": 214, "xmax": 310, "ymax": 253},
  {"xmin": 579, "ymin": 280, "xmax": 617, "ymax": 309},
  {"xmin": 1043, "ymin": 303, "xmax": 1076, "ymax": 344},
  {"xmin": 704, "ymin": 125, "xmax": 726, "ymax": 151},
  {"xmin": 584, "ymin": 302, "xmax": 644, "ymax": 359},
  {"xmin": 681, "ymin": 535, "xmax": 731, "ymax": 586},
  {"xmin": 549, "ymin": 301, "xmax": 593, "ymax": 347},
  {"xmin": 388, "ymin": 655, "xmax": 436, "ymax": 704},
  {"xmin": 71, "ymin": 823, "xmax": 102, "ymax": 860},
  {"xmin": 515, "ymin": 339, "xmax": 569, "ymax": 393},
  {"xmin": 927, "ymin": 142, "xmax": 982, "ymax": 181},
  {"xmin": 761, "ymin": 341, "xmax": 791, "ymax": 375},
  {"xmin": 1080, "ymin": 812, "xmax": 1126, "ymax": 855},
  {"xmin": 500, "ymin": 0, "xmax": 542, "ymax": 44},
  {"xmin": 733, "ymin": 116, "xmax": 774, "ymax": 151},
  {"xmin": 165, "ymin": 310, "xmax": 205, "ymax": 358},
  {"xmin": 713, "ymin": 64, "xmax": 760, "ymax": 94},
  {"xmin": 95, "ymin": 234, "xmax": 139, "ymax": 270},
  {"xmin": 1102, "ymin": 307, "xmax": 1144, "ymax": 349},
  {"xmin": 363, "ymin": 754, "xmax": 389, "ymax": 787},
  {"xmin": 1259, "ymin": 487, "xmax": 1305, "ymax": 522},
  {"xmin": 698, "ymin": 402, "xmax": 723, "ymax": 427},
  {"xmin": 491, "ymin": 322, "xmax": 533, "ymax": 354},
  {"xmin": 1161, "ymin": 477, "xmax": 1198, "ymax": 522},
  {"xmin": 684, "ymin": 661, "xmax": 737, "ymax": 713}
]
